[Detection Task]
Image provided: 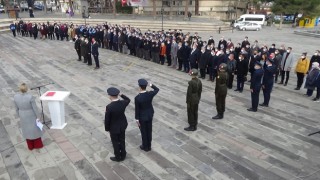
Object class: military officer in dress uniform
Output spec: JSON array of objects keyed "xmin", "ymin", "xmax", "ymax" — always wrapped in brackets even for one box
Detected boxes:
[
  {"xmin": 212, "ymin": 63, "xmax": 228, "ymax": 119},
  {"xmin": 135, "ymin": 79, "xmax": 159, "ymax": 152},
  {"xmin": 248, "ymin": 62, "xmax": 264, "ymax": 112},
  {"xmin": 185, "ymin": 69, "xmax": 202, "ymax": 131},
  {"xmin": 105, "ymin": 87, "xmax": 131, "ymax": 162},
  {"xmin": 260, "ymin": 57, "xmax": 277, "ymax": 107}
]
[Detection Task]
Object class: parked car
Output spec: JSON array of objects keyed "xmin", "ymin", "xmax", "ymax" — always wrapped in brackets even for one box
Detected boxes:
[
  {"xmin": 34, "ymin": 1, "xmax": 44, "ymax": 10},
  {"xmin": 239, "ymin": 23, "xmax": 262, "ymax": 31},
  {"xmin": 233, "ymin": 21, "xmax": 250, "ymax": 28},
  {"xmin": 20, "ymin": 1, "xmax": 28, "ymax": 11},
  {"xmin": 0, "ymin": 5, "xmax": 5, "ymax": 13}
]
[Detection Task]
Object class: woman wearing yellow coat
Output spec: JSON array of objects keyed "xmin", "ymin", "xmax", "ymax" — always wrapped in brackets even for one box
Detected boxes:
[{"xmin": 295, "ymin": 53, "xmax": 310, "ymax": 90}]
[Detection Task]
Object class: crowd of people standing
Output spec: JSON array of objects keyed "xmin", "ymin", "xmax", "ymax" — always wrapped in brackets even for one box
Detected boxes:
[{"xmin": 9, "ymin": 19, "xmax": 320, "ymax": 104}]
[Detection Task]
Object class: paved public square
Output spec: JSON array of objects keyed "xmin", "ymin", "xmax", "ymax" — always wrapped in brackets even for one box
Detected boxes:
[{"xmin": 0, "ymin": 24, "xmax": 320, "ymax": 180}]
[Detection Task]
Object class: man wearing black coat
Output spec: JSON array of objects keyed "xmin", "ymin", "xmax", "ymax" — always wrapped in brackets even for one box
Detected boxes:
[
  {"xmin": 74, "ymin": 36, "xmax": 81, "ymax": 61},
  {"xmin": 199, "ymin": 47, "xmax": 210, "ymax": 79},
  {"xmin": 177, "ymin": 42, "xmax": 184, "ymax": 71},
  {"xmin": 183, "ymin": 42, "xmax": 191, "ymax": 73},
  {"xmin": 105, "ymin": 87, "xmax": 130, "ymax": 162},
  {"xmin": 248, "ymin": 62, "xmax": 264, "ymax": 112},
  {"xmin": 260, "ymin": 57, "xmax": 276, "ymax": 107},
  {"xmin": 235, "ymin": 54, "xmax": 248, "ymax": 93},
  {"xmin": 91, "ymin": 38, "xmax": 99, "ymax": 69},
  {"xmin": 84, "ymin": 38, "xmax": 91, "ymax": 64},
  {"xmin": 189, "ymin": 44, "xmax": 200, "ymax": 70},
  {"xmin": 135, "ymin": 79, "xmax": 159, "ymax": 152},
  {"xmin": 113, "ymin": 33, "xmax": 119, "ymax": 51}
]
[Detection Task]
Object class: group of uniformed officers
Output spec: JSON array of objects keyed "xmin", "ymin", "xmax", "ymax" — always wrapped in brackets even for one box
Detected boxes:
[{"xmin": 104, "ymin": 79, "xmax": 159, "ymax": 161}]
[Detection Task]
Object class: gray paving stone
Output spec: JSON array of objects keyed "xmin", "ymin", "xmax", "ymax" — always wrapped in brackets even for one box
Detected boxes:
[
  {"xmin": 74, "ymin": 159, "xmax": 104, "ymax": 180},
  {"xmin": 113, "ymin": 164, "xmax": 139, "ymax": 180},
  {"xmin": 95, "ymin": 161, "xmax": 121, "ymax": 180}
]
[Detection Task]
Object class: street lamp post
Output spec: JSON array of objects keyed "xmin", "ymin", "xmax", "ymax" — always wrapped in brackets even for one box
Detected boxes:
[{"xmin": 161, "ymin": 2, "xmax": 164, "ymax": 31}]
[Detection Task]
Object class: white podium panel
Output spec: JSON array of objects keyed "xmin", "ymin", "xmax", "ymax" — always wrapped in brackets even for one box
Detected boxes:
[{"xmin": 40, "ymin": 91, "xmax": 71, "ymax": 129}]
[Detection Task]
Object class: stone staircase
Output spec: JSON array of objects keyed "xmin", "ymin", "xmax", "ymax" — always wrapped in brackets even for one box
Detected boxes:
[
  {"xmin": 0, "ymin": 17, "xmax": 231, "ymax": 33},
  {"xmin": 0, "ymin": 19, "xmax": 13, "ymax": 34}
]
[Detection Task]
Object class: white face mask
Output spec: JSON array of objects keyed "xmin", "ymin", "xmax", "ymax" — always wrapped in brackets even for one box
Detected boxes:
[
  {"xmin": 315, "ymin": 52, "xmax": 318, "ymax": 55},
  {"xmin": 275, "ymin": 52, "xmax": 279, "ymax": 54},
  {"xmin": 287, "ymin": 50, "xmax": 290, "ymax": 53},
  {"xmin": 301, "ymin": 56, "xmax": 305, "ymax": 59},
  {"xmin": 211, "ymin": 52, "xmax": 215, "ymax": 56}
]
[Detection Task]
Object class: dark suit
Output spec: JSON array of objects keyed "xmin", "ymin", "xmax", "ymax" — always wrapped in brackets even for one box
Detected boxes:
[
  {"xmin": 105, "ymin": 95, "xmax": 130, "ymax": 160},
  {"xmin": 235, "ymin": 59, "xmax": 248, "ymax": 92},
  {"xmin": 189, "ymin": 49, "xmax": 200, "ymax": 69},
  {"xmin": 262, "ymin": 64, "xmax": 276, "ymax": 105},
  {"xmin": 75, "ymin": 39, "xmax": 81, "ymax": 61},
  {"xmin": 92, "ymin": 42, "xmax": 99, "ymax": 68},
  {"xmin": 135, "ymin": 85, "xmax": 159, "ymax": 150},
  {"xmin": 250, "ymin": 68, "xmax": 264, "ymax": 111}
]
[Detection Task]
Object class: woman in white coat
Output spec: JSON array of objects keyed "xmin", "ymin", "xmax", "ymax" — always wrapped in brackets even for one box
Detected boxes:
[{"xmin": 14, "ymin": 83, "xmax": 43, "ymax": 150}]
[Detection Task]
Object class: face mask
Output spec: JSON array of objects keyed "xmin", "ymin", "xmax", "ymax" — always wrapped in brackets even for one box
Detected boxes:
[
  {"xmin": 263, "ymin": 49, "xmax": 267, "ymax": 52},
  {"xmin": 287, "ymin": 50, "xmax": 290, "ymax": 53},
  {"xmin": 226, "ymin": 51, "xmax": 230, "ymax": 54},
  {"xmin": 315, "ymin": 53, "xmax": 318, "ymax": 55},
  {"xmin": 230, "ymin": 48, "xmax": 234, "ymax": 51},
  {"xmin": 301, "ymin": 56, "xmax": 305, "ymax": 59},
  {"xmin": 271, "ymin": 46, "xmax": 275, "ymax": 48},
  {"xmin": 246, "ymin": 46, "xmax": 249, "ymax": 48},
  {"xmin": 241, "ymin": 50, "xmax": 245, "ymax": 53},
  {"xmin": 211, "ymin": 52, "xmax": 215, "ymax": 56}
]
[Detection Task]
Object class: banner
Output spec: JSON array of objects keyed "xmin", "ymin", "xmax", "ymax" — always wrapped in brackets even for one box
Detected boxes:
[{"xmin": 128, "ymin": 0, "xmax": 147, "ymax": 7}]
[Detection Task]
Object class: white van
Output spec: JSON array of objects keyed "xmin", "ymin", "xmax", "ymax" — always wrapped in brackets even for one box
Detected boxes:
[{"xmin": 234, "ymin": 14, "xmax": 266, "ymax": 27}]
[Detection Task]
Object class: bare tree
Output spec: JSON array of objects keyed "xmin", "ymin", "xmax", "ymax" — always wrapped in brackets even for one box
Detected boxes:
[
  {"xmin": 153, "ymin": 0, "xmax": 156, "ymax": 19},
  {"xmin": 184, "ymin": 0, "xmax": 188, "ymax": 20},
  {"xmin": 113, "ymin": 0, "xmax": 116, "ymax": 17},
  {"xmin": 169, "ymin": 0, "xmax": 173, "ymax": 20}
]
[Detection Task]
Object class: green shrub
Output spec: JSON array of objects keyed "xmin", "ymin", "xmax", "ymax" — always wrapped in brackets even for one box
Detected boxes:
[{"xmin": 116, "ymin": 1, "xmax": 133, "ymax": 14}]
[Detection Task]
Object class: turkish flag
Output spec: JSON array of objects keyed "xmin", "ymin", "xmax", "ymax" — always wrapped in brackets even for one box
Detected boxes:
[{"xmin": 121, "ymin": 0, "xmax": 126, "ymax": 6}]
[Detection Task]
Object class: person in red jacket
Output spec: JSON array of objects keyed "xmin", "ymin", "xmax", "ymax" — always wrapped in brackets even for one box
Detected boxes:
[{"xmin": 159, "ymin": 42, "xmax": 166, "ymax": 65}]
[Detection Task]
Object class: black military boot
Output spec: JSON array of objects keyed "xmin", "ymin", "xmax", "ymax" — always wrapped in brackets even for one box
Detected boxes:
[
  {"xmin": 212, "ymin": 113, "xmax": 223, "ymax": 120},
  {"xmin": 184, "ymin": 126, "xmax": 196, "ymax": 131}
]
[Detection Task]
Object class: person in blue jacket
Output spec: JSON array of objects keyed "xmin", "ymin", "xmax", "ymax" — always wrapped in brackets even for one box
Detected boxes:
[
  {"xmin": 135, "ymin": 79, "xmax": 159, "ymax": 152},
  {"xmin": 260, "ymin": 54, "xmax": 277, "ymax": 107},
  {"xmin": 248, "ymin": 61, "xmax": 264, "ymax": 112},
  {"xmin": 10, "ymin": 23, "xmax": 16, "ymax": 37}
]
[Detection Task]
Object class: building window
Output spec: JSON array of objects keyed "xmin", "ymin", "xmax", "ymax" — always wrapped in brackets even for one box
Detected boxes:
[
  {"xmin": 189, "ymin": 0, "xmax": 192, "ymax": 5},
  {"xmin": 163, "ymin": 0, "xmax": 170, "ymax": 7},
  {"xmin": 173, "ymin": 1, "xmax": 175, "ymax": 6}
]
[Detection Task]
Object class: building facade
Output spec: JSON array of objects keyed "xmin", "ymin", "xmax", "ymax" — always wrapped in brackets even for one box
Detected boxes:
[{"xmin": 137, "ymin": 0, "xmax": 247, "ymax": 20}]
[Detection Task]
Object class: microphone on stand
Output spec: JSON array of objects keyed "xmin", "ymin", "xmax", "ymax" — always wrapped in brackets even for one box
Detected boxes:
[{"xmin": 30, "ymin": 82, "xmax": 55, "ymax": 90}]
